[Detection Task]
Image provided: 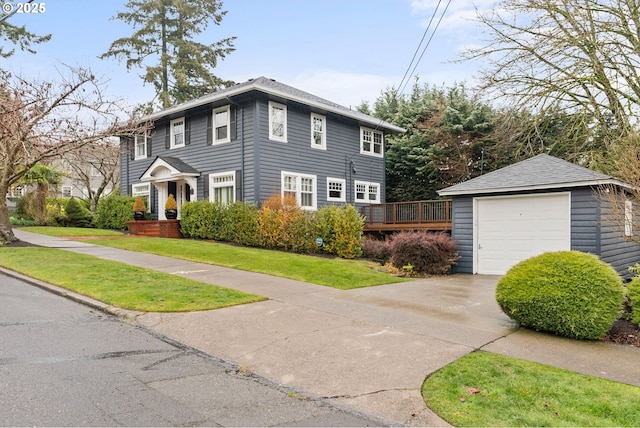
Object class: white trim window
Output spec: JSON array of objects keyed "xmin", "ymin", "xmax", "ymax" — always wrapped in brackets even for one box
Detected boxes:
[
  {"xmin": 281, "ymin": 171, "xmax": 317, "ymax": 210},
  {"xmin": 269, "ymin": 101, "xmax": 287, "ymax": 142},
  {"xmin": 625, "ymin": 199, "xmax": 633, "ymax": 237},
  {"xmin": 355, "ymin": 180, "xmax": 380, "ymax": 203},
  {"xmin": 170, "ymin": 117, "xmax": 185, "ymax": 148},
  {"xmin": 209, "ymin": 171, "xmax": 236, "ymax": 205},
  {"xmin": 311, "ymin": 113, "xmax": 326, "ymax": 149},
  {"xmin": 360, "ymin": 127, "xmax": 383, "ymax": 157},
  {"xmin": 326, "ymin": 177, "xmax": 346, "ymax": 202},
  {"xmin": 134, "ymin": 133, "xmax": 147, "ymax": 159},
  {"xmin": 213, "ymin": 106, "xmax": 231, "ymax": 144},
  {"xmin": 132, "ymin": 183, "xmax": 151, "ymax": 212}
]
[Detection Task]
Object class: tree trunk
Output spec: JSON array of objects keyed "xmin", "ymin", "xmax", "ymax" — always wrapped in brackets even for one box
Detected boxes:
[{"xmin": 0, "ymin": 187, "xmax": 17, "ymax": 245}]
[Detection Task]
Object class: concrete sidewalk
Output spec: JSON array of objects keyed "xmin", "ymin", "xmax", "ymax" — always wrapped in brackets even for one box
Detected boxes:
[{"xmin": 10, "ymin": 230, "xmax": 640, "ymax": 426}]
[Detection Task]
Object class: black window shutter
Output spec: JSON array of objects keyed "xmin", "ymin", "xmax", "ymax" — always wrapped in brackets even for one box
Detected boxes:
[
  {"xmin": 206, "ymin": 113, "xmax": 213, "ymax": 145},
  {"xmin": 129, "ymin": 138, "xmax": 134, "ymax": 160},
  {"xmin": 230, "ymin": 106, "xmax": 237, "ymax": 141},
  {"xmin": 165, "ymin": 124, "xmax": 170, "ymax": 149},
  {"xmin": 147, "ymin": 133, "xmax": 152, "ymax": 157},
  {"xmin": 235, "ymin": 170, "xmax": 242, "ymax": 202},
  {"xmin": 185, "ymin": 118, "xmax": 191, "ymax": 145},
  {"xmin": 203, "ymin": 175, "xmax": 209, "ymax": 200}
]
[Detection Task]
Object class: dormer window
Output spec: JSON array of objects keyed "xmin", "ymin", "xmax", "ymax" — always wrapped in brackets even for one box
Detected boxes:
[{"xmin": 170, "ymin": 118, "xmax": 185, "ymax": 148}]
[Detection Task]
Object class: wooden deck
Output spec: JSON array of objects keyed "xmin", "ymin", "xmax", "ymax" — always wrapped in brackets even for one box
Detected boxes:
[{"xmin": 361, "ymin": 199, "xmax": 452, "ymax": 233}]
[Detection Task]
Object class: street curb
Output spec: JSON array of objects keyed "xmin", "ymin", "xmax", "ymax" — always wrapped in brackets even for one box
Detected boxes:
[{"xmin": 0, "ymin": 267, "xmax": 145, "ymax": 321}]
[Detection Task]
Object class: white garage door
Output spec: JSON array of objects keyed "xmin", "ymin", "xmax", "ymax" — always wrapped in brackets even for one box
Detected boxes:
[{"xmin": 475, "ymin": 193, "xmax": 571, "ymax": 275}]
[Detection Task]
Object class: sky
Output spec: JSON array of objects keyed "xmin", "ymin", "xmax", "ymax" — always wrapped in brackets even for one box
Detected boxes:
[{"xmin": 3, "ymin": 0, "xmax": 497, "ymax": 111}]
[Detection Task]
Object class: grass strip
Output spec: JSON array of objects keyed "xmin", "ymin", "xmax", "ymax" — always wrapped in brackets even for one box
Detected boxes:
[
  {"xmin": 422, "ymin": 350, "xmax": 640, "ymax": 427},
  {"xmin": 83, "ymin": 237, "xmax": 407, "ymax": 289},
  {"xmin": 22, "ymin": 226, "xmax": 125, "ymax": 237},
  {"xmin": 0, "ymin": 247, "xmax": 265, "ymax": 312}
]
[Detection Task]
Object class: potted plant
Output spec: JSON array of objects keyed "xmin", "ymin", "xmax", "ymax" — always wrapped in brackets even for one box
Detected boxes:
[
  {"xmin": 165, "ymin": 193, "xmax": 178, "ymax": 219},
  {"xmin": 133, "ymin": 196, "xmax": 146, "ymax": 220}
]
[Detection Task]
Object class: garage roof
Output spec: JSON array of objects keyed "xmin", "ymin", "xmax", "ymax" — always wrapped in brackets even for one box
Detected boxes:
[{"xmin": 438, "ymin": 154, "xmax": 628, "ymax": 196}]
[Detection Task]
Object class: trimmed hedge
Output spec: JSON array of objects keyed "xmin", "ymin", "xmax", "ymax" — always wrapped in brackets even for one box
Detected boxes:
[
  {"xmin": 95, "ymin": 194, "xmax": 134, "ymax": 230},
  {"xmin": 496, "ymin": 251, "xmax": 625, "ymax": 340},
  {"xmin": 180, "ymin": 200, "xmax": 364, "ymax": 259}
]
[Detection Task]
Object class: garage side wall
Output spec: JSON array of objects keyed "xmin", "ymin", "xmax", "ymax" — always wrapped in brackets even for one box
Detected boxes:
[
  {"xmin": 598, "ymin": 193, "xmax": 640, "ymax": 279},
  {"xmin": 450, "ymin": 197, "xmax": 473, "ymax": 274}
]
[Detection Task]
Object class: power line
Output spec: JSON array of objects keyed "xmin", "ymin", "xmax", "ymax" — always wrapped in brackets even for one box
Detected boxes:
[{"xmin": 396, "ymin": 0, "xmax": 453, "ymax": 96}]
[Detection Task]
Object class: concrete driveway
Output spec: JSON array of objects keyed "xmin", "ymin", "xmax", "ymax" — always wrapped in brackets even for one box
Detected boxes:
[{"xmin": 134, "ymin": 274, "xmax": 517, "ymax": 426}]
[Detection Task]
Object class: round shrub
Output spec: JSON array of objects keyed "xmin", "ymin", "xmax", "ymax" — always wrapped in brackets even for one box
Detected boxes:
[
  {"xmin": 64, "ymin": 197, "xmax": 94, "ymax": 228},
  {"xmin": 496, "ymin": 251, "xmax": 624, "ymax": 340},
  {"xmin": 628, "ymin": 277, "xmax": 640, "ymax": 326}
]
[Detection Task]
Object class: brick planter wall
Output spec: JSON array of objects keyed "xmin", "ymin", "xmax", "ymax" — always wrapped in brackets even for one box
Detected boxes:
[{"xmin": 127, "ymin": 220, "xmax": 183, "ymax": 239}]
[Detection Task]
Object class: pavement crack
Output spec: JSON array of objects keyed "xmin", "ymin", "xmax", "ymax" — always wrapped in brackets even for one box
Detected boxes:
[{"xmin": 324, "ymin": 387, "xmax": 415, "ymax": 400}]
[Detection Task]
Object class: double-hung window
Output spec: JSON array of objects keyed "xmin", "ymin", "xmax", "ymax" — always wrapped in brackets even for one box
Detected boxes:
[
  {"xmin": 210, "ymin": 171, "xmax": 236, "ymax": 205},
  {"xmin": 327, "ymin": 178, "xmax": 346, "ymax": 202},
  {"xmin": 132, "ymin": 183, "xmax": 151, "ymax": 212},
  {"xmin": 360, "ymin": 127, "xmax": 383, "ymax": 157},
  {"xmin": 170, "ymin": 118, "xmax": 185, "ymax": 148},
  {"xmin": 281, "ymin": 171, "xmax": 317, "ymax": 210},
  {"xmin": 213, "ymin": 106, "xmax": 231, "ymax": 144},
  {"xmin": 311, "ymin": 113, "xmax": 326, "ymax": 149},
  {"xmin": 269, "ymin": 101, "xmax": 287, "ymax": 142},
  {"xmin": 355, "ymin": 180, "xmax": 380, "ymax": 203},
  {"xmin": 134, "ymin": 133, "xmax": 147, "ymax": 159}
]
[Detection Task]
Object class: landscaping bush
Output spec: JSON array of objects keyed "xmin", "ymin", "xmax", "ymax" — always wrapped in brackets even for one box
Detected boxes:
[
  {"xmin": 388, "ymin": 231, "xmax": 458, "ymax": 275},
  {"xmin": 64, "ymin": 197, "xmax": 94, "ymax": 228},
  {"xmin": 496, "ymin": 251, "xmax": 625, "ymax": 340},
  {"xmin": 362, "ymin": 237, "xmax": 391, "ymax": 264},
  {"xmin": 628, "ymin": 277, "xmax": 640, "ymax": 326},
  {"xmin": 256, "ymin": 194, "xmax": 306, "ymax": 251},
  {"xmin": 219, "ymin": 201, "xmax": 260, "ymax": 246},
  {"xmin": 180, "ymin": 200, "xmax": 225, "ymax": 240},
  {"xmin": 315, "ymin": 204, "xmax": 364, "ymax": 259},
  {"xmin": 95, "ymin": 194, "xmax": 134, "ymax": 230}
]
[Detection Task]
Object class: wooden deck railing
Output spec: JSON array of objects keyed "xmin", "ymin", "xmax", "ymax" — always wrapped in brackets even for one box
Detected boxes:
[{"xmin": 361, "ymin": 199, "xmax": 452, "ymax": 232}]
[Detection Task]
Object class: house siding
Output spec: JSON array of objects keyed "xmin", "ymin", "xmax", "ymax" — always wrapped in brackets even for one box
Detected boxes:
[
  {"xmin": 121, "ymin": 84, "xmax": 388, "ymax": 216},
  {"xmin": 450, "ymin": 196, "xmax": 473, "ymax": 274}
]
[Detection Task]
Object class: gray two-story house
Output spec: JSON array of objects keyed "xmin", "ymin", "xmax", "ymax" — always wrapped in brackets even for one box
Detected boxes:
[{"xmin": 120, "ymin": 77, "xmax": 404, "ymax": 219}]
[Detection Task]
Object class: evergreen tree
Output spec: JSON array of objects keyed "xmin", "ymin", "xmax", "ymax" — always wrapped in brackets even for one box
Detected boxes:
[
  {"xmin": 100, "ymin": 0, "xmax": 236, "ymax": 108},
  {"xmin": 0, "ymin": 4, "xmax": 51, "ymax": 59}
]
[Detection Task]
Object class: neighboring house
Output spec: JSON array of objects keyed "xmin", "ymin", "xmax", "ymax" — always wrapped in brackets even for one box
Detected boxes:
[
  {"xmin": 438, "ymin": 154, "xmax": 640, "ymax": 278},
  {"xmin": 119, "ymin": 77, "xmax": 404, "ymax": 219}
]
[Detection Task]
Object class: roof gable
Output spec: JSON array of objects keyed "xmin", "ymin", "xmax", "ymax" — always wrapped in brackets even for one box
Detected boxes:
[
  {"xmin": 141, "ymin": 76, "xmax": 405, "ymax": 133},
  {"xmin": 438, "ymin": 154, "xmax": 625, "ymax": 196}
]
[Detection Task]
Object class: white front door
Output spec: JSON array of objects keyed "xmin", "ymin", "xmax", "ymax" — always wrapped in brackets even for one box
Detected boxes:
[{"xmin": 474, "ymin": 193, "xmax": 571, "ymax": 275}]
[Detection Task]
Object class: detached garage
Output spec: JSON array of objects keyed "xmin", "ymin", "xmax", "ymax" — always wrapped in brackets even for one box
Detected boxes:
[{"xmin": 438, "ymin": 154, "xmax": 640, "ymax": 277}]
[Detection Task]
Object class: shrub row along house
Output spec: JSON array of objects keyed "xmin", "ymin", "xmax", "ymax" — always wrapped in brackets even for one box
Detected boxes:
[{"xmin": 119, "ymin": 77, "xmax": 405, "ymax": 219}]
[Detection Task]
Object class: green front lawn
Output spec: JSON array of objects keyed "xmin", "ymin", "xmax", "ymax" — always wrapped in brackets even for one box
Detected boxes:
[
  {"xmin": 19, "ymin": 227, "xmax": 406, "ymax": 289},
  {"xmin": 0, "ymin": 247, "xmax": 265, "ymax": 312},
  {"xmin": 423, "ymin": 351, "xmax": 640, "ymax": 427}
]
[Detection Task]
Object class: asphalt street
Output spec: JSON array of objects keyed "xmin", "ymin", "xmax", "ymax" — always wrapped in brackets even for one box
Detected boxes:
[{"xmin": 0, "ymin": 272, "xmax": 385, "ymax": 427}]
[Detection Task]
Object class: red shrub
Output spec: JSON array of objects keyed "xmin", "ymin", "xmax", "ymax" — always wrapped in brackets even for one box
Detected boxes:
[
  {"xmin": 362, "ymin": 237, "xmax": 391, "ymax": 263},
  {"xmin": 389, "ymin": 231, "xmax": 458, "ymax": 275}
]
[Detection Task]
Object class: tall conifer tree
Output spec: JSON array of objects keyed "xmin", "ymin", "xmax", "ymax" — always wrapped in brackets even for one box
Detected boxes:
[{"xmin": 100, "ymin": 0, "xmax": 235, "ymax": 108}]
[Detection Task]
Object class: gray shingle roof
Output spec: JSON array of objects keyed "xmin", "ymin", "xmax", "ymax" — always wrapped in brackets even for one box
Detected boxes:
[
  {"xmin": 159, "ymin": 156, "xmax": 200, "ymax": 174},
  {"xmin": 438, "ymin": 154, "xmax": 624, "ymax": 196},
  {"xmin": 141, "ymin": 76, "xmax": 405, "ymax": 133}
]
